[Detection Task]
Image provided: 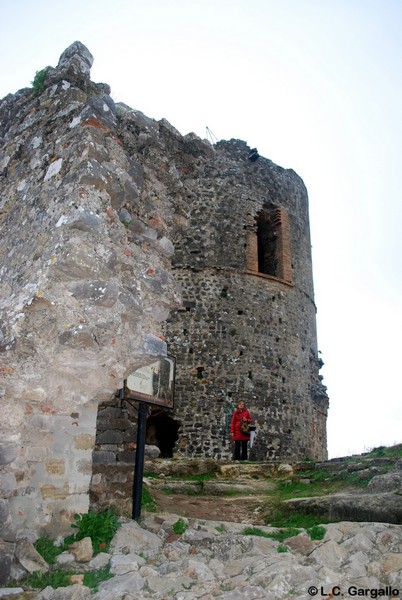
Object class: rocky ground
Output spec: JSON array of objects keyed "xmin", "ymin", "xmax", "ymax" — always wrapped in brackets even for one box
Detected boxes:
[
  {"xmin": 2, "ymin": 449, "xmax": 402, "ymax": 599},
  {"xmin": 2, "ymin": 515, "xmax": 402, "ymax": 600}
]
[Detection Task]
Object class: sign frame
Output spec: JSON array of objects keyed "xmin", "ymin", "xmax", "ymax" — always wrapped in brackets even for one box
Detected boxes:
[{"xmin": 124, "ymin": 355, "xmax": 176, "ymax": 409}]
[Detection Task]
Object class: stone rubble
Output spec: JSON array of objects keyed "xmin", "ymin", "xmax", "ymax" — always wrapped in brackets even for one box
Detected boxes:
[{"xmin": 2, "ymin": 516, "xmax": 402, "ymax": 599}]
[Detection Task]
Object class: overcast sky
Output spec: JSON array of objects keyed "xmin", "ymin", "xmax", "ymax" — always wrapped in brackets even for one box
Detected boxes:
[{"xmin": 1, "ymin": 0, "xmax": 401, "ymax": 459}]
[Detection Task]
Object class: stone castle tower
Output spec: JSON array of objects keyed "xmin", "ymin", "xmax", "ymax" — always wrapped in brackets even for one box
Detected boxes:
[
  {"xmin": 0, "ymin": 42, "xmax": 327, "ymax": 537},
  {"xmin": 163, "ymin": 141, "xmax": 328, "ymax": 462}
]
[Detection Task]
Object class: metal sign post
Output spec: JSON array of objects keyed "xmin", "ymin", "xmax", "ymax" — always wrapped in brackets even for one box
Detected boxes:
[{"xmin": 122, "ymin": 356, "xmax": 176, "ymax": 521}]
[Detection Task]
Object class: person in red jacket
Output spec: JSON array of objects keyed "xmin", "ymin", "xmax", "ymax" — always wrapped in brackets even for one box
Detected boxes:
[{"xmin": 230, "ymin": 400, "xmax": 252, "ymax": 461}]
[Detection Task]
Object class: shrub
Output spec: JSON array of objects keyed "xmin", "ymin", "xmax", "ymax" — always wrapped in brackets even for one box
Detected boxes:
[
  {"xmin": 173, "ymin": 518, "xmax": 188, "ymax": 535},
  {"xmin": 69, "ymin": 509, "xmax": 120, "ymax": 554},
  {"xmin": 31, "ymin": 69, "xmax": 47, "ymax": 93}
]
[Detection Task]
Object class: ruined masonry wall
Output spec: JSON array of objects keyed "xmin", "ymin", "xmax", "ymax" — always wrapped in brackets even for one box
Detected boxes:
[
  {"xmin": 0, "ymin": 41, "xmax": 328, "ymax": 535},
  {"xmin": 0, "ymin": 42, "xmax": 180, "ymax": 538}
]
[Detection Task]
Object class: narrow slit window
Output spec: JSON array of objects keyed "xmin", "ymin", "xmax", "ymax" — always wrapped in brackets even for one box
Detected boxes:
[
  {"xmin": 246, "ymin": 207, "xmax": 292, "ymax": 283},
  {"xmin": 257, "ymin": 213, "xmax": 279, "ymax": 276}
]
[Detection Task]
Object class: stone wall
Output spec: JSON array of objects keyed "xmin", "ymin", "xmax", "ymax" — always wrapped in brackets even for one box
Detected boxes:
[
  {"xmin": 0, "ymin": 41, "xmax": 328, "ymax": 535},
  {"xmin": 0, "ymin": 42, "xmax": 180, "ymax": 538},
  {"xmin": 164, "ymin": 139, "xmax": 328, "ymax": 462}
]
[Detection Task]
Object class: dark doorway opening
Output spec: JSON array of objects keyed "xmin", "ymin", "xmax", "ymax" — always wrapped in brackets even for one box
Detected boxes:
[{"xmin": 146, "ymin": 411, "xmax": 180, "ymax": 458}]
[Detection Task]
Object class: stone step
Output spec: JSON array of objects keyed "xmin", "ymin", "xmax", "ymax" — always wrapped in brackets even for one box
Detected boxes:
[{"xmin": 147, "ymin": 478, "xmax": 275, "ymax": 495}]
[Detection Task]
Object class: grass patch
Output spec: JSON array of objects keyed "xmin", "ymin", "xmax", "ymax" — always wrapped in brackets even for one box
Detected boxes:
[
  {"xmin": 295, "ymin": 469, "xmax": 331, "ymax": 483},
  {"xmin": 270, "ymin": 511, "xmax": 329, "ymax": 529},
  {"xmin": 241, "ymin": 527, "xmax": 271, "ymax": 538},
  {"xmin": 277, "ymin": 544, "xmax": 289, "ymax": 553},
  {"xmin": 276, "ymin": 478, "xmax": 340, "ymax": 500},
  {"xmin": 142, "ymin": 486, "xmax": 157, "ymax": 512},
  {"xmin": 266, "ymin": 528, "xmax": 301, "ymax": 542},
  {"xmin": 83, "ymin": 566, "xmax": 113, "ymax": 591},
  {"xmin": 14, "ymin": 566, "xmax": 113, "ymax": 593},
  {"xmin": 241, "ymin": 523, "xmax": 326, "ymax": 543},
  {"xmin": 365, "ymin": 444, "xmax": 402, "ymax": 459},
  {"xmin": 16, "ymin": 569, "xmax": 75, "ymax": 589},
  {"xmin": 34, "ymin": 537, "xmax": 65, "ymax": 565},
  {"xmin": 307, "ymin": 525, "xmax": 326, "ymax": 540},
  {"xmin": 183, "ymin": 473, "xmax": 216, "ymax": 482},
  {"xmin": 337, "ymin": 471, "xmax": 372, "ymax": 487}
]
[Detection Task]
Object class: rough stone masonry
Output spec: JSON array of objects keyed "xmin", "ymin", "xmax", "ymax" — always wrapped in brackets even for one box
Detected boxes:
[{"xmin": 0, "ymin": 41, "xmax": 328, "ymax": 537}]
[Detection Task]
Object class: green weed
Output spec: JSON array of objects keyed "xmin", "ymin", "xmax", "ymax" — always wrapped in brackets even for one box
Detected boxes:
[
  {"xmin": 183, "ymin": 473, "xmax": 215, "ymax": 482},
  {"xmin": 34, "ymin": 537, "xmax": 64, "ymax": 565},
  {"xmin": 31, "ymin": 69, "xmax": 47, "ymax": 93},
  {"xmin": 241, "ymin": 526, "xmax": 301, "ymax": 543},
  {"xmin": 365, "ymin": 444, "xmax": 402, "ymax": 459},
  {"xmin": 307, "ymin": 525, "xmax": 326, "ymax": 540},
  {"xmin": 16, "ymin": 569, "xmax": 75, "ymax": 589},
  {"xmin": 277, "ymin": 544, "xmax": 289, "ymax": 553},
  {"xmin": 70, "ymin": 509, "xmax": 120, "ymax": 554},
  {"xmin": 83, "ymin": 566, "xmax": 113, "ymax": 591},
  {"xmin": 142, "ymin": 486, "xmax": 157, "ymax": 512},
  {"xmin": 276, "ymin": 478, "xmax": 338, "ymax": 500},
  {"xmin": 270, "ymin": 511, "xmax": 329, "ymax": 529},
  {"xmin": 241, "ymin": 527, "xmax": 271, "ymax": 538},
  {"xmin": 173, "ymin": 518, "xmax": 188, "ymax": 535},
  {"xmin": 266, "ymin": 528, "xmax": 301, "ymax": 542}
]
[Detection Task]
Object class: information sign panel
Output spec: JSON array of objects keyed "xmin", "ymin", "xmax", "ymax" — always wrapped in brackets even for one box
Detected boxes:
[{"xmin": 124, "ymin": 356, "xmax": 176, "ymax": 408}]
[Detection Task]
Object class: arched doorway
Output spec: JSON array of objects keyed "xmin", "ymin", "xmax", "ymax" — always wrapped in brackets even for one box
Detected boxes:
[{"xmin": 146, "ymin": 411, "xmax": 180, "ymax": 458}]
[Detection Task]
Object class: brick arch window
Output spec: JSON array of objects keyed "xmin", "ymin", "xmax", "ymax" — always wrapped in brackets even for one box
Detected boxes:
[{"xmin": 246, "ymin": 207, "xmax": 292, "ymax": 284}]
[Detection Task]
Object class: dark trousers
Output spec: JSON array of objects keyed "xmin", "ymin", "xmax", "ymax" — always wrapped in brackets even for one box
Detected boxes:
[{"xmin": 233, "ymin": 440, "xmax": 248, "ymax": 461}]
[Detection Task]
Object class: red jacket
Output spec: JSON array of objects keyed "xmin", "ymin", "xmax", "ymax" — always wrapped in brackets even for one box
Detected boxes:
[{"xmin": 230, "ymin": 408, "xmax": 252, "ymax": 441}]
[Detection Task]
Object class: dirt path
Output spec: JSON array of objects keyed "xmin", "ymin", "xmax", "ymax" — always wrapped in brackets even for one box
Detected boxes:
[{"xmin": 151, "ymin": 488, "xmax": 267, "ymax": 524}]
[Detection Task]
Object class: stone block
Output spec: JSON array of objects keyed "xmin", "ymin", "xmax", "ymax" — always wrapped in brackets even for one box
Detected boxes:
[
  {"xmin": 1, "ymin": 401, "xmax": 24, "ymax": 428},
  {"xmin": 0, "ymin": 549, "xmax": 12, "ymax": 584},
  {"xmin": 0, "ymin": 473, "xmax": 16, "ymax": 493},
  {"xmin": 77, "ymin": 458, "xmax": 92, "ymax": 474},
  {"xmin": 40, "ymin": 483, "xmax": 69, "ymax": 500},
  {"xmin": 15, "ymin": 538, "xmax": 49, "ymax": 573},
  {"xmin": 96, "ymin": 431, "xmax": 123, "ymax": 444},
  {"xmin": 74, "ymin": 434, "xmax": 95, "ymax": 450},
  {"xmin": 0, "ymin": 443, "xmax": 17, "ymax": 465},
  {"xmin": 117, "ymin": 451, "xmax": 135, "ymax": 463},
  {"xmin": 110, "ymin": 552, "xmax": 145, "ymax": 575},
  {"xmin": 68, "ymin": 537, "xmax": 93, "ymax": 562},
  {"xmin": 92, "ymin": 451, "xmax": 116, "ymax": 464},
  {"xmin": 45, "ymin": 459, "xmax": 65, "ymax": 475},
  {"xmin": 0, "ymin": 499, "xmax": 10, "ymax": 527}
]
